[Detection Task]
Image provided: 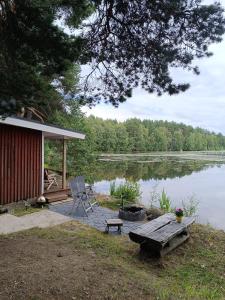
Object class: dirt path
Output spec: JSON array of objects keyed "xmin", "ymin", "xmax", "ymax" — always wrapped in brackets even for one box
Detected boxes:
[
  {"xmin": 0, "ymin": 210, "xmax": 71, "ymax": 234},
  {"xmin": 0, "ymin": 225, "xmax": 153, "ymax": 300}
]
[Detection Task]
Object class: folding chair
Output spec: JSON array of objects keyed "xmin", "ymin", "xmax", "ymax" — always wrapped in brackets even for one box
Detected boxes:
[
  {"xmin": 44, "ymin": 169, "xmax": 58, "ymax": 190},
  {"xmin": 69, "ymin": 176, "xmax": 97, "ymax": 216}
]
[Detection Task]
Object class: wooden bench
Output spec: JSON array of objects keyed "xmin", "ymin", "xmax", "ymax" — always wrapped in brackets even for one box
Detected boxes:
[
  {"xmin": 105, "ymin": 219, "xmax": 123, "ymax": 234},
  {"xmin": 129, "ymin": 213, "xmax": 195, "ymax": 257}
]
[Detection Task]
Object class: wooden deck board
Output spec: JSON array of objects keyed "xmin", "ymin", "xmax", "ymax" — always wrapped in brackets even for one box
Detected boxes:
[
  {"xmin": 145, "ymin": 217, "xmax": 195, "ymax": 245},
  {"xmin": 44, "ymin": 189, "xmax": 70, "ymax": 203},
  {"xmin": 129, "ymin": 213, "xmax": 174, "ymax": 243}
]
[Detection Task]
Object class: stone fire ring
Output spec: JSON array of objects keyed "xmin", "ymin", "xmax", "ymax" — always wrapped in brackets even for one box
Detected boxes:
[{"xmin": 118, "ymin": 206, "xmax": 146, "ymax": 221}]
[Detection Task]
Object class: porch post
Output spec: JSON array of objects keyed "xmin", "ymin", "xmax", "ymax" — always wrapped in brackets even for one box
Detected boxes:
[
  {"xmin": 41, "ymin": 132, "xmax": 44, "ymax": 194},
  {"xmin": 62, "ymin": 138, "xmax": 67, "ymax": 189}
]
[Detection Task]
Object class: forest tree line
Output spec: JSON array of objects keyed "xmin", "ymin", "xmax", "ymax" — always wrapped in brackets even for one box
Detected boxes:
[
  {"xmin": 85, "ymin": 116, "xmax": 225, "ymax": 153},
  {"xmin": 45, "ymin": 104, "xmax": 225, "ymax": 175}
]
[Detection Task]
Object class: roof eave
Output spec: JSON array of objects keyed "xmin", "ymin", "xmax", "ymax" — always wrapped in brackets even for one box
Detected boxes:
[{"xmin": 0, "ymin": 117, "xmax": 85, "ymax": 140}]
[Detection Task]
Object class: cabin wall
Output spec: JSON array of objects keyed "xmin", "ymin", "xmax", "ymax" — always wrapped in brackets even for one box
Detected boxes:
[{"xmin": 0, "ymin": 124, "xmax": 42, "ymax": 205}]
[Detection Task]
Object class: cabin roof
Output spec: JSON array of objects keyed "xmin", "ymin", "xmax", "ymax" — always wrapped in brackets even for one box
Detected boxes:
[{"xmin": 0, "ymin": 116, "xmax": 85, "ymax": 139}]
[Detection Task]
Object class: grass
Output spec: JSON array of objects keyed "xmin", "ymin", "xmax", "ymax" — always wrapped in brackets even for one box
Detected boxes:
[
  {"xmin": 5, "ymin": 221, "xmax": 225, "ymax": 299},
  {"xmin": 96, "ymin": 194, "xmax": 122, "ymax": 210},
  {"xmin": 99, "ymin": 198, "xmax": 121, "ymax": 210},
  {"xmin": 11, "ymin": 206, "xmax": 46, "ymax": 217}
]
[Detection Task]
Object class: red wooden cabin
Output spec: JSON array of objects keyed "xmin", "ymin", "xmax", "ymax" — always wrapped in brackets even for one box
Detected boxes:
[{"xmin": 0, "ymin": 117, "xmax": 85, "ymax": 205}]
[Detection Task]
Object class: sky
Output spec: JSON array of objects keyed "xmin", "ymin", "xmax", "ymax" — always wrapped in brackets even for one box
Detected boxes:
[{"xmin": 82, "ymin": 0, "xmax": 225, "ymax": 134}]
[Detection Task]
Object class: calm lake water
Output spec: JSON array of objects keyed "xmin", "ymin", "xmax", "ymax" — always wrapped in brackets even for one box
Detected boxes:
[{"xmin": 91, "ymin": 153, "xmax": 225, "ymax": 231}]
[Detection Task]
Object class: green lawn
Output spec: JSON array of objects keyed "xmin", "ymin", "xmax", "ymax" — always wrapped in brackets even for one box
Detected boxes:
[{"xmin": 1, "ymin": 221, "xmax": 224, "ymax": 299}]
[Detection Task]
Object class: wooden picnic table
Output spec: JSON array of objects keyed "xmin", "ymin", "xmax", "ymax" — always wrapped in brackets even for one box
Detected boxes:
[{"xmin": 129, "ymin": 213, "xmax": 195, "ymax": 257}]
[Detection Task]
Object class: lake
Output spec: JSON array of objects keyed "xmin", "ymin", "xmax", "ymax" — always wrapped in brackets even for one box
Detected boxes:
[{"xmin": 90, "ymin": 152, "xmax": 225, "ymax": 231}]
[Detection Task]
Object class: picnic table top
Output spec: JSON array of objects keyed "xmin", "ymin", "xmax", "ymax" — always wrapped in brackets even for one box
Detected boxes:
[{"xmin": 129, "ymin": 213, "xmax": 195, "ymax": 247}]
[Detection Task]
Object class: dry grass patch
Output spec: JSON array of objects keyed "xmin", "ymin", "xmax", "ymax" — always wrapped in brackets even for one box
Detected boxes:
[
  {"xmin": 96, "ymin": 194, "xmax": 121, "ymax": 210},
  {"xmin": 11, "ymin": 206, "xmax": 46, "ymax": 217}
]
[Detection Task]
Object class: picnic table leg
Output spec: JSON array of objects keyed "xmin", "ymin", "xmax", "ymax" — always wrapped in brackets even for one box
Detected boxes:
[
  {"xmin": 118, "ymin": 225, "xmax": 122, "ymax": 234},
  {"xmin": 140, "ymin": 242, "xmax": 161, "ymax": 257},
  {"xmin": 160, "ymin": 231, "xmax": 190, "ymax": 257},
  {"xmin": 105, "ymin": 225, "xmax": 109, "ymax": 234}
]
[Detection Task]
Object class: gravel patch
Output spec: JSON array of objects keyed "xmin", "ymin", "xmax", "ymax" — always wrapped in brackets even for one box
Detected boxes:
[{"xmin": 49, "ymin": 200, "xmax": 146, "ymax": 234}]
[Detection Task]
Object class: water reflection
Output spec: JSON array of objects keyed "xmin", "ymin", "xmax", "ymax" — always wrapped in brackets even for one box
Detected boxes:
[
  {"xmin": 79, "ymin": 157, "xmax": 225, "ymax": 231},
  {"xmin": 80, "ymin": 158, "xmax": 218, "ymax": 182}
]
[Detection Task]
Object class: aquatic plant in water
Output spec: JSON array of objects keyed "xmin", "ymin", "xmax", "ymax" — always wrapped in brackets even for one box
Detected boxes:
[
  {"xmin": 149, "ymin": 184, "xmax": 160, "ymax": 207},
  {"xmin": 159, "ymin": 189, "xmax": 171, "ymax": 212},
  {"xmin": 182, "ymin": 195, "xmax": 199, "ymax": 216},
  {"xmin": 149, "ymin": 186, "xmax": 198, "ymax": 216},
  {"xmin": 110, "ymin": 182, "xmax": 116, "ymax": 196}
]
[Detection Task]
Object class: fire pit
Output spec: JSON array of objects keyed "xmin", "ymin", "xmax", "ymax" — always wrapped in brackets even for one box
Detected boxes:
[{"xmin": 119, "ymin": 205, "xmax": 146, "ymax": 221}]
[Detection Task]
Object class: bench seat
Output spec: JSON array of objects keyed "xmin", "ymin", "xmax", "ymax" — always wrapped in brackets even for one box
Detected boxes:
[{"xmin": 105, "ymin": 218, "xmax": 123, "ymax": 234}]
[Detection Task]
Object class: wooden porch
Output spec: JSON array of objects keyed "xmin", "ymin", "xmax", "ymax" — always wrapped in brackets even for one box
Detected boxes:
[
  {"xmin": 43, "ymin": 139, "xmax": 71, "ymax": 203},
  {"xmin": 43, "ymin": 171, "xmax": 72, "ymax": 203},
  {"xmin": 44, "ymin": 189, "xmax": 70, "ymax": 203},
  {"xmin": 0, "ymin": 117, "xmax": 85, "ymax": 205}
]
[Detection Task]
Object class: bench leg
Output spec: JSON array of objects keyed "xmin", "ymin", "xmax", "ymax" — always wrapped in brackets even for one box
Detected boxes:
[{"xmin": 105, "ymin": 225, "xmax": 109, "ymax": 234}]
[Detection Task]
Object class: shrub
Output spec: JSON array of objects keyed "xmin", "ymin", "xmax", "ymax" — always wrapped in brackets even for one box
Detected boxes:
[{"xmin": 110, "ymin": 181, "xmax": 141, "ymax": 204}]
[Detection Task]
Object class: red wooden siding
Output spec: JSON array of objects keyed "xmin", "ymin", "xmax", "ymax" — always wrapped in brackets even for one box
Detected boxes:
[{"xmin": 0, "ymin": 124, "xmax": 42, "ymax": 205}]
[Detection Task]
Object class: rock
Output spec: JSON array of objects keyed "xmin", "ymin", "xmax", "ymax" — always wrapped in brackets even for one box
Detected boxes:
[
  {"xmin": 146, "ymin": 207, "xmax": 163, "ymax": 220},
  {"xmin": 0, "ymin": 206, "xmax": 8, "ymax": 214},
  {"xmin": 57, "ymin": 252, "xmax": 63, "ymax": 257},
  {"xmin": 36, "ymin": 195, "xmax": 46, "ymax": 205}
]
